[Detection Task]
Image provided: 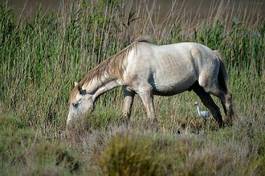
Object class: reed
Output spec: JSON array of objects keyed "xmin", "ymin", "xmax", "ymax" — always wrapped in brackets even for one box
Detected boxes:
[{"xmin": 0, "ymin": 0, "xmax": 264, "ymax": 175}]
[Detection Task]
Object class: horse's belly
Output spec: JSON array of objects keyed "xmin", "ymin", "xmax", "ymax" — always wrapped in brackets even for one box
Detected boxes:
[
  {"xmin": 152, "ymin": 74, "xmax": 196, "ymax": 95},
  {"xmin": 151, "ymin": 63, "xmax": 196, "ymax": 95}
]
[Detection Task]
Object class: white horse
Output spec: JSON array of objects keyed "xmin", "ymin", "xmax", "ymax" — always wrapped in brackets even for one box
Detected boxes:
[{"xmin": 67, "ymin": 41, "xmax": 234, "ymax": 129}]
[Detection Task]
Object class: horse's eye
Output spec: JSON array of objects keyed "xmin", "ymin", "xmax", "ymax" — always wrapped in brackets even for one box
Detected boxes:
[
  {"xmin": 80, "ymin": 89, "xmax": 86, "ymax": 95},
  {"xmin": 72, "ymin": 102, "xmax": 78, "ymax": 108}
]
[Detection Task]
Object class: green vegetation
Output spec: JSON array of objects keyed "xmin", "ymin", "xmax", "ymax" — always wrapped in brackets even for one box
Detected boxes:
[{"xmin": 0, "ymin": 1, "xmax": 264, "ymax": 175}]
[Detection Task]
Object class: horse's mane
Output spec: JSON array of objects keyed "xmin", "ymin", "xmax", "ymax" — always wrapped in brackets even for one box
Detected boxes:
[
  {"xmin": 134, "ymin": 35, "xmax": 153, "ymax": 43},
  {"xmin": 77, "ymin": 42, "xmax": 137, "ymax": 88}
]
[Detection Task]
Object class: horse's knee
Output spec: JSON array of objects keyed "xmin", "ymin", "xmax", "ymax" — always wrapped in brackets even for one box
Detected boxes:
[
  {"xmin": 225, "ymin": 93, "xmax": 232, "ymax": 102},
  {"xmin": 225, "ymin": 93, "xmax": 232, "ymax": 108},
  {"xmin": 198, "ymin": 74, "xmax": 209, "ymax": 88}
]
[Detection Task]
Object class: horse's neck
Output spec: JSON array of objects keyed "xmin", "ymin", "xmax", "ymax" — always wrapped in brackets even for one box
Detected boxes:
[
  {"xmin": 81, "ymin": 46, "xmax": 128, "ymax": 99},
  {"xmin": 83, "ymin": 72, "xmax": 121, "ymax": 100},
  {"xmin": 82, "ymin": 71, "xmax": 112, "ymax": 92},
  {"xmin": 92, "ymin": 80, "xmax": 120, "ymax": 101}
]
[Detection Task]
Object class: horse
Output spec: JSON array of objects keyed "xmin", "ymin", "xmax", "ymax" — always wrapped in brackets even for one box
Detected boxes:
[{"xmin": 67, "ymin": 41, "xmax": 234, "ymax": 129}]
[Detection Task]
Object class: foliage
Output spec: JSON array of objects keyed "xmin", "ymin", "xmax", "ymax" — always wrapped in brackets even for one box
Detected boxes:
[{"xmin": 0, "ymin": 1, "xmax": 264, "ymax": 175}]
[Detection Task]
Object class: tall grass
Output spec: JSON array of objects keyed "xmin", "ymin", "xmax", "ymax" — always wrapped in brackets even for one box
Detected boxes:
[{"xmin": 0, "ymin": 0, "xmax": 265, "ymax": 175}]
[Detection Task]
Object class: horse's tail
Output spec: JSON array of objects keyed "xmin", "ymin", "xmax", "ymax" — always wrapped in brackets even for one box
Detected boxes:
[{"xmin": 213, "ymin": 50, "xmax": 228, "ymax": 93}]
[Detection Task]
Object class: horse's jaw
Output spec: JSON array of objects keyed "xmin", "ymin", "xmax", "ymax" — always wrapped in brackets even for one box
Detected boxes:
[{"xmin": 66, "ymin": 108, "xmax": 80, "ymax": 129}]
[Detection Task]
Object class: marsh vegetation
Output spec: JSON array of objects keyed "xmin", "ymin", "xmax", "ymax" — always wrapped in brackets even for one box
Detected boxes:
[{"xmin": 0, "ymin": 0, "xmax": 264, "ymax": 175}]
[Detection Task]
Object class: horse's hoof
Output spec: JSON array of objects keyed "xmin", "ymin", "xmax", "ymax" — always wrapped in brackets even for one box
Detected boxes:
[
  {"xmin": 225, "ymin": 120, "xmax": 233, "ymax": 127},
  {"xmin": 144, "ymin": 118, "xmax": 159, "ymax": 131},
  {"xmin": 218, "ymin": 121, "xmax": 225, "ymax": 128},
  {"xmin": 118, "ymin": 117, "xmax": 130, "ymax": 126}
]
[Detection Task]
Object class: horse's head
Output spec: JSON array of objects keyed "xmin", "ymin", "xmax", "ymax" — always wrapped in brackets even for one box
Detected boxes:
[{"xmin": 66, "ymin": 82, "xmax": 94, "ymax": 129}]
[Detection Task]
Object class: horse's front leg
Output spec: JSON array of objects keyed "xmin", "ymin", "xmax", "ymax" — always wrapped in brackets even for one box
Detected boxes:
[
  {"xmin": 122, "ymin": 88, "xmax": 135, "ymax": 120},
  {"xmin": 137, "ymin": 88, "xmax": 157, "ymax": 122}
]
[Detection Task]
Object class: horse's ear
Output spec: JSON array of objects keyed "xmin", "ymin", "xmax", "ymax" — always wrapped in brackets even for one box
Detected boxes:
[
  {"xmin": 74, "ymin": 82, "xmax": 82, "ymax": 93},
  {"xmin": 74, "ymin": 82, "xmax": 78, "ymax": 87},
  {"xmin": 77, "ymin": 85, "xmax": 81, "ymax": 91},
  {"xmin": 76, "ymin": 84, "xmax": 86, "ymax": 95}
]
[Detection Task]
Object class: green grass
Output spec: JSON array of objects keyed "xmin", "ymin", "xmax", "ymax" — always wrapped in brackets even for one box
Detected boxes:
[{"xmin": 0, "ymin": 0, "xmax": 265, "ymax": 175}]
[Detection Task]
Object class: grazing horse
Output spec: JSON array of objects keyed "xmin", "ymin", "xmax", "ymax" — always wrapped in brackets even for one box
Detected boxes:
[{"xmin": 67, "ymin": 41, "xmax": 234, "ymax": 129}]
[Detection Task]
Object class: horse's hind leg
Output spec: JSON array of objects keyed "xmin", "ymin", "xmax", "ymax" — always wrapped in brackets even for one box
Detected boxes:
[
  {"xmin": 198, "ymin": 67, "xmax": 234, "ymax": 125},
  {"xmin": 210, "ymin": 87, "xmax": 234, "ymax": 124},
  {"xmin": 224, "ymin": 93, "xmax": 234, "ymax": 118},
  {"xmin": 224, "ymin": 92, "xmax": 234, "ymax": 125},
  {"xmin": 193, "ymin": 83, "xmax": 224, "ymax": 128}
]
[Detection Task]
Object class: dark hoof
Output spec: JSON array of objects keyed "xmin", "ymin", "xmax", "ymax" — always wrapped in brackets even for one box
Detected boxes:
[
  {"xmin": 225, "ymin": 120, "xmax": 233, "ymax": 127},
  {"xmin": 144, "ymin": 118, "xmax": 159, "ymax": 131},
  {"xmin": 151, "ymin": 118, "xmax": 158, "ymax": 126},
  {"xmin": 218, "ymin": 121, "xmax": 225, "ymax": 128},
  {"xmin": 118, "ymin": 117, "xmax": 130, "ymax": 126}
]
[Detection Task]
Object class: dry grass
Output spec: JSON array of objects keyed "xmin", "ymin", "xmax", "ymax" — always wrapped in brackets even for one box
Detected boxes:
[{"xmin": 0, "ymin": 0, "xmax": 265, "ymax": 175}]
